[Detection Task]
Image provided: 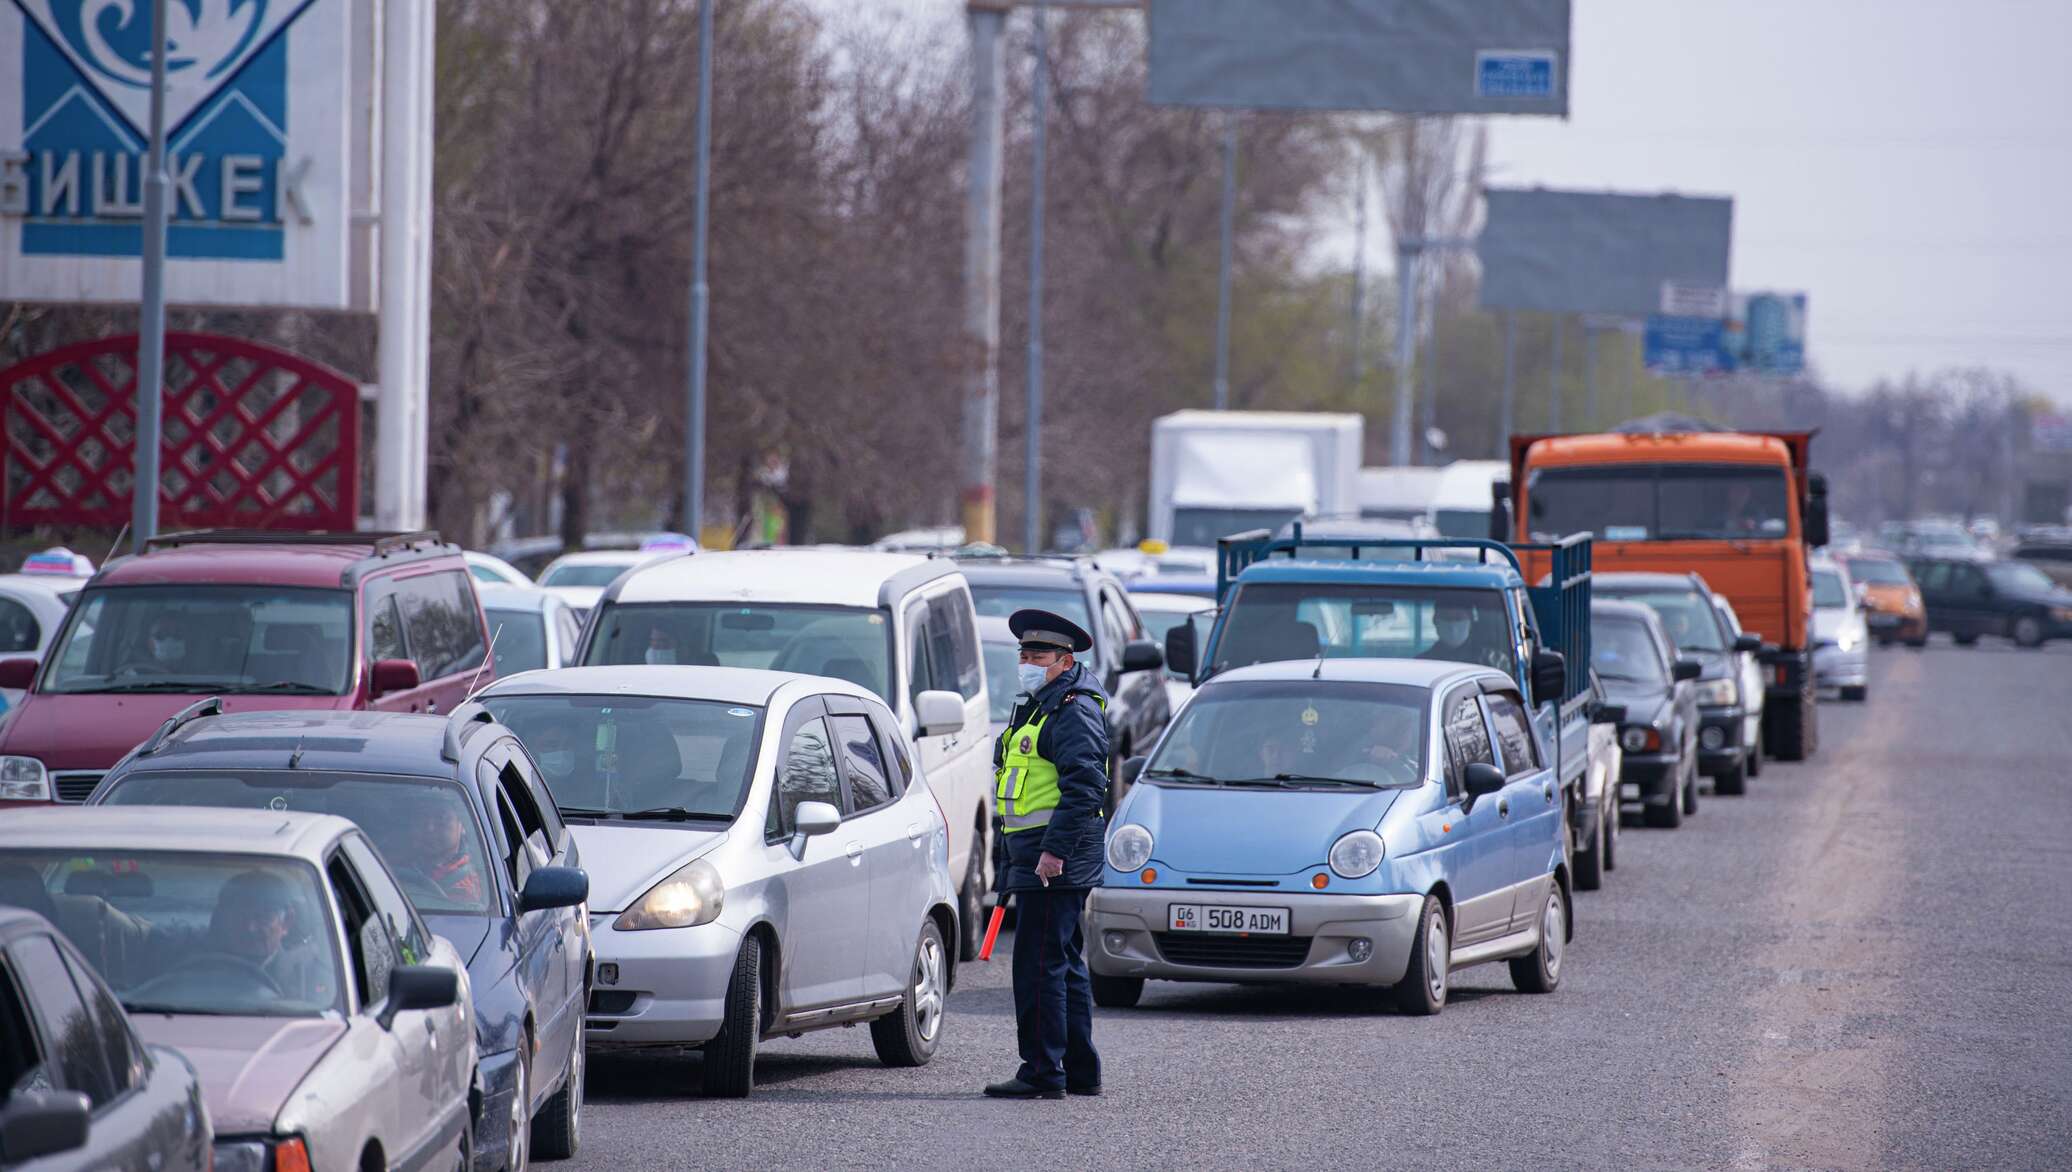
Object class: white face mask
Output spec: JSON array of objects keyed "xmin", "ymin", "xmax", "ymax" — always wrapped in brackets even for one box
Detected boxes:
[
  {"xmin": 151, "ymin": 636, "xmax": 185, "ymax": 662},
  {"xmin": 645, "ymin": 648, "xmax": 676, "ymax": 666},
  {"xmin": 540, "ymin": 750, "xmax": 574, "ymax": 776},
  {"xmin": 1017, "ymin": 663, "xmax": 1052, "ymax": 695},
  {"xmin": 1435, "ymin": 619, "xmax": 1471, "ymax": 646}
]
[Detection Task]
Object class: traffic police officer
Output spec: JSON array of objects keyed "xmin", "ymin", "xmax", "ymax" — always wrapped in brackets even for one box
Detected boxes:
[{"xmin": 983, "ymin": 609, "xmax": 1109, "ymax": 1100}]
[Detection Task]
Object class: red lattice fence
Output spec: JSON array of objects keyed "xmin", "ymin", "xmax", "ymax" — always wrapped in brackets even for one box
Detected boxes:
[{"xmin": 0, "ymin": 333, "xmax": 360, "ymax": 533}]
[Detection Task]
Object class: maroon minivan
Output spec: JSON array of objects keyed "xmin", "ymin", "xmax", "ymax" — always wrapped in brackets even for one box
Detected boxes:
[{"xmin": 0, "ymin": 530, "xmax": 493, "ymax": 807}]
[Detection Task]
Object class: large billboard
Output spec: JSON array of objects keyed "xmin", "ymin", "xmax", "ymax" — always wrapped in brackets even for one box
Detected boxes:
[
  {"xmin": 1478, "ymin": 188, "xmax": 1734, "ymax": 318},
  {"xmin": 1147, "ymin": 0, "xmax": 1570, "ymax": 115},
  {"xmin": 0, "ymin": 0, "xmax": 357, "ymax": 309}
]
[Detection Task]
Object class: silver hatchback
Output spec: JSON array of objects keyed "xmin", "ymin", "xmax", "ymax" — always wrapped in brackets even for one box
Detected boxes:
[{"xmin": 476, "ymin": 666, "xmax": 960, "ymax": 1098}]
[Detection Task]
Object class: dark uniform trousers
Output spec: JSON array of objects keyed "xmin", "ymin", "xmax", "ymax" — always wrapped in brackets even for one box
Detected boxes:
[{"xmin": 1007, "ymin": 832, "xmax": 1100, "ymax": 1091}]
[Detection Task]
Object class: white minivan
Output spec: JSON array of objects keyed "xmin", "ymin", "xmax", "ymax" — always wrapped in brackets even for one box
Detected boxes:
[{"xmin": 576, "ymin": 550, "xmax": 998, "ymax": 958}]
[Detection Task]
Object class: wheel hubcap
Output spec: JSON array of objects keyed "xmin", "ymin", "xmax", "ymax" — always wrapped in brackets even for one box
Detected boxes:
[
  {"xmin": 1425, "ymin": 913, "xmax": 1448, "ymax": 1002},
  {"xmin": 509, "ymin": 1057, "xmax": 528, "ymax": 1170},
  {"xmin": 914, "ymin": 935, "xmax": 945, "ymax": 1042},
  {"xmin": 569, "ymin": 1033, "xmax": 583, "ymax": 1141},
  {"xmin": 1543, "ymin": 889, "xmax": 1565, "ymax": 979}
]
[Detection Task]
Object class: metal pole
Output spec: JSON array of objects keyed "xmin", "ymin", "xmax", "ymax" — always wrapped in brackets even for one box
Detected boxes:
[
  {"xmin": 1023, "ymin": 2, "xmax": 1049, "ymax": 555},
  {"xmin": 1350, "ymin": 155, "xmax": 1366, "ymax": 386},
  {"xmin": 1499, "ymin": 311, "xmax": 1515, "ymax": 454},
  {"xmin": 1420, "ymin": 281, "xmax": 1437, "ymax": 464},
  {"xmin": 1212, "ymin": 116, "xmax": 1237, "ymax": 410},
  {"xmin": 131, "ymin": 0, "xmax": 169, "ymax": 553},
  {"xmin": 1583, "ymin": 322, "xmax": 1600, "ymax": 427},
  {"xmin": 685, "ymin": 0, "xmax": 714, "ymax": 540},
  {"xmin": 1548, "ymin": 314, "xmax": 1564, "ymax": 431},
  {"xmin": 375, "ymin": 0, "xmax": 427, "ymax": 531},
  {"xmin": 1389, "ymin": 241, "xmax": 1416, "ymax": 465},
  {"xmin": 960, "ymin": 7, "xmax": 1005, "ymax": 544}
]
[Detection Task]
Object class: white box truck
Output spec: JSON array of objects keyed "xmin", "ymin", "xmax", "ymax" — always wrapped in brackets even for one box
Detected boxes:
[{"xmin": 1148, "ymin": 411, "xmax": 1364, "ymax": 546}]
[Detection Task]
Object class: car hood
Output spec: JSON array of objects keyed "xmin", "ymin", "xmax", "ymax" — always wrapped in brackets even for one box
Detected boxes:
[
  {"xmin": 423, "ymin": 912, "xmax": 494, "ymax": 968},
  {"xmin": 1599, "ymin": 678, "xmax": 1671, "ymax": 721},
  {"xmin": 130, "ymin": 1014, "xmax": 344, "ymax": 1136},
  {"xmin": 1679, "ymin": 647, "xmax": 1734, "ymax": 680},
  {"xmin": 0, "ymin": 692, "xmax": 347, "ymax": 770},
  {"xmin": 569, "ymin": 823, "xmax": 729, "ymax": 912},
  {"xmin": 1122, "ymin": 781, "xmax": 1404, "ymax": 876}
]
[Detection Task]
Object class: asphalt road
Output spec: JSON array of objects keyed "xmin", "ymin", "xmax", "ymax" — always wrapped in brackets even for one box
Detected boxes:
[{"xmin": 569, "ymin": 640, "xmax": 2072, "ymax": 1171}]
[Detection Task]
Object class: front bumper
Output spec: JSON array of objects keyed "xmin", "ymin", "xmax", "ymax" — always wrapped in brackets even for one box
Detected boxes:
[
  {"xmin": 1696, "ymin": 706, "xmax": 1745, "ymax": 775},
  {"xmin": 1087, "ymin": 887, "xmax": 1423, "ymax": 987},
  {"xmin": 1813, "ymin": 644, "xmax": 1868, "ymax": 689},
  {"xmin": 1863, "ymin": 610, "xmax": 1926, "ymax": 640},
  {"xmin": 1618, "ymin": 752, "xmax": 1681, "ymax": 804},
  {"xmin": 472, "ymin": 1048, "xmax": 519, "ymax": 1172},
  {"xmin": 580, "ymin": 914, "xmax": 743, "ymax": 1047}
]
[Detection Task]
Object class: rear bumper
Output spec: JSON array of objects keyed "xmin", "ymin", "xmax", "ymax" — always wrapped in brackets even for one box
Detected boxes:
[
  {"xmin": 1087, "ymin": 887, "xmax": 1423, "ymax": 987},
  {"xmin": 1618, "ymin": 753, "xmax": 1681, "ymax": 804},
  {"xmin": 1864, "ymin": 611, "xmax": 1926, "ymax": 640},
  {"xmin": 1813, "ymin": 644, "xmax": 1868, "ymax": 688}
]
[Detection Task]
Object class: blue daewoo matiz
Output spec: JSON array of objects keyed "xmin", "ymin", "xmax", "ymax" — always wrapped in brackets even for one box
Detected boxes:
[{"xmin": 1086, "ymin": 658, "xmax": 1571, "ymax": 1015}]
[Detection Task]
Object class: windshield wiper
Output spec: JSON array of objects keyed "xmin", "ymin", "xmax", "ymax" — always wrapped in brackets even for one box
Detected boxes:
[
  {"xmin": 121, "ymin": 1003, "xmax": 236, "ymax": 1016},
  {"xmin": 1269, "ymin": 773, "xmax": 1384, "ymax": 789},
  {"xmin": 238, "ymin": 681, "xmax": 337, "ymax": 695},
  {"xmin": 1143, "ymin": 766, "xmax": 1218, "ymax": 784},
  {"xmin": 1595, "ymin": 670, "xmax": 1646, "ymax": 682},
  {"xmin": 616, "ymin": 807, "xmax": 732, "ymax": 822},
  {"xmin": 81, "ymin": 680, "xmax": 227, "ymax": 693}
]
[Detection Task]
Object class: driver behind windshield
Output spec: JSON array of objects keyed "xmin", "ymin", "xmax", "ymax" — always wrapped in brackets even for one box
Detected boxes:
[
  {"xmin": 1336, "ymin": 704, "xmax": 1421, "ymax": 784},
  {"xmin": 1417, "ymin": 600, "xmax": 1512, "ymax": 672},
  {"xmin": 405, "ymin": 802, "xmax": 484, "ymax": 905},
  {"xmin": 205, "ymin": 868, "xmax": 328, "ymax": 1003},
  {"xmin": 142, "ymin": 615, "xmax": 191, "ymax": 672}
]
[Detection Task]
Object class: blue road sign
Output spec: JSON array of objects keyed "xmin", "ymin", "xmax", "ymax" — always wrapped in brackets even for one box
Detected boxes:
[
  {"xmin": 1724, "ymin": 292, "xmax": 1808, "ymax": 376},
  {"xmin": 1644, "ymin": 315, "xmax": 1731, "ymax": 374},
  {"xmin": 1475, "ymin": 51, "xmax": 1557, "ymax": 100}
]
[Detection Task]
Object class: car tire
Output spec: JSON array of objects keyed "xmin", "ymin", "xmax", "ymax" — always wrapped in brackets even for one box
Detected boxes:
[
  {"xmin": 1091, "ymin": 973, "xmax": 1144, "ymax": 1009},
  {"xmin": 1767, "ymin": 685, "xmax": 1818, "ymax": 761},
  {"xmin": 870, "ymin": 918, "xmax": 946, "ymax": 1067},
  {"xmin": 1602, "ymin": 799, "xmax": 1618, "ymax": 872},
  {"xmin": 1905, "ymin": 636, "xmax": 1928, "ymax": 649},
  {"xmin": 1840, "ymin": 683, "xmax": 1868, "ymax": 702},
  {"xmin": 1746, "ymin": 726, "xmax": 1762, "ymax": 777},
  {"xmin": 1508, "ymin": 881, "xmax": 1566, "ymax": 994},
  {"xmin": 455, "ymin": 1120, "xmax": 473, "ymax": 1172},
  {"xmin": 1953, "ymin": 633, "xmax": 1979, "ymax": 646},
  {"xmin": 1713, "ymin": 754, "xmax": 1747, "ymax": 796},
  {"xmin": 1390, "ymin": 896, "xmax": 1448, "ymax": 1016},
  {"xmin": 1681, "ymin": 759, "xmax": 1700, "ymax": 815},
  {"xmin": 530, "ymin": 1027, "xmax": 582, "ymax": 1161},
  {"xmin": 1644, "ymin": 783, "xmax": 1683, "ymax": 829},
  {"xmin": 2012, "ymin": 616, "xmax": 2045, "ymax": 648},
  {"xmin": 506, "ymin": 1047, "xmax": 530, "ymax": 1171},
  {"xmin": 701, "ymin": 938, "xmax": 761, "ymax": 1098},
  {"xmin": 956, "ymin": 838, "xmax": 986, "ymax": 962},
  {"xmin": 1573, "ymin": 813, "xmax": 1604, "ymax": 892}
]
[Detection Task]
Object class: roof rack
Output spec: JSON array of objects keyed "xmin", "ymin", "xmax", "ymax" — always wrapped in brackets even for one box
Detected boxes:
[
  {"xmin": 440, "ymin": 702, "xmax": 499, "ymax": 763},
  {"xmin": 137, "ymin": 696, "xmax": 225, "ymax": 756},
  {"xmin": 143, "ymin": 529, "xmax": 444, "ymax": 556}
]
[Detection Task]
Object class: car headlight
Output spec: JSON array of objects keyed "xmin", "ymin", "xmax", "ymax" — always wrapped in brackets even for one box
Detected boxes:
[
  {"xmin": 614, "ymin": 859, "xmax": 724, "ymax": 931},
  {"xmin": 1107, "ymin": 824, "xmax": 1154, "ymax": 872},
  {"xmin": 1620, "ymin": 726, "xmax": 1659, "ymax": 753},
  {"xmin": 212, "ymin": 1138, "xmax": 309, "ymax": 1172},
  {"xmin": 1327, "ymin": 829, "xmax": 1385, "ymax": 879},
  {"xmin": 2053, "ymin": 607, "xmax": 2072, "ymax": 623},
  {"xmin": 1693, "ymin": 677, "xmax": 1738, "ymax": 706},
  {"xmin": 0, "ymin": 756, "xmax": 48, "ymax": 801}
]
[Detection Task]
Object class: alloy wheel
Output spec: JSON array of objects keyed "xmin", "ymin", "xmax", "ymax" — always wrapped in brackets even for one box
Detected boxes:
[
  {"xmin": 1425, "ymin": 910, "xmax": 1449, "ymax": 1003},
  {"xmin": 913, "ymin": 933, "xmax": 946, "ymax": 1043}
]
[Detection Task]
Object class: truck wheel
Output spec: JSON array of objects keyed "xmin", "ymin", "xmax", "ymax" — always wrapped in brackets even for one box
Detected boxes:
[
  {"xmin": 2012, "ymin": 616, "xmax": 2045, "ymax": 648},
  {"xmin": 1766, "ymin": 687, "xmax": 1818, "ymax": 761},
  {"xmin": 1714, "ymin": 754, "xmax": 1747, "ymax": 796},
  {"xmin": 1573, "ymin": 818, "xmax": 1604, "ymax": 891},
  {"xmin": 1091, "ymin": 974, "xmax": 1144, "ymax": 1009}
]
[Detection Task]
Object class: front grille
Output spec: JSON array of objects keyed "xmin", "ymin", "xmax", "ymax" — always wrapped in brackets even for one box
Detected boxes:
[
  {"xmin": 1154, "ymin": 932, "xmax": 1312, "ymax": 970},
  {"xmin": 588, "ymin": 990, "xmax": 637, "ymax": 1015},
  {"xmin": 52, "ymin": 772, "xmax": 104, "ymax": 803},
  {"xmin": 1185, "ymin": 877, "xmax": 1281, "ymax": 887}
]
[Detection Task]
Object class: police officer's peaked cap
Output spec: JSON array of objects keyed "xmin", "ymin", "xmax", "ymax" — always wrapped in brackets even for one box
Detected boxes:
[{"xmin": 1009, "ymin": 609, "xmax": 1093, "ymax": 654}]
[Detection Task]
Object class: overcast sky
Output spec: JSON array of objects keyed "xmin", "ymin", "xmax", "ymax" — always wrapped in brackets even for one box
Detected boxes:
[{"xmin": 1482, "ymin": 0, "xmax": 2072, "ymax": 401}]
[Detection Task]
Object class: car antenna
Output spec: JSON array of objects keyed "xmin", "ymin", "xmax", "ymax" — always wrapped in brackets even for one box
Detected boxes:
[
  {"xmin": 103, "ymin": 521, "xmax": 130, "ymax": 564},
  {"xmin": 464, "ymin": 622, "xmax": 505, "ymax": 699},
  {"xmin": 288, "ymin": 736, "xmax": 306, "ymax": 770},
  {"xmin": 1312, "ymin": 649, "xmax": 1328, "ymax": 679}
]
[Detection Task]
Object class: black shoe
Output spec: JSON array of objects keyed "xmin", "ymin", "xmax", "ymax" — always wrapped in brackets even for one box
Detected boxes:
[
  {"xmin": 1066, "ymin": 1083, "xmax": 1103, "ymax": 1097},
  {"xmin": 983, "ymin": 1078, "xmax": 1064, "ymax": 1100}
]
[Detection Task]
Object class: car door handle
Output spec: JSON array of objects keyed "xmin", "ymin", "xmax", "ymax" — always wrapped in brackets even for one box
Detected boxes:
[
  {"xmin": 1497, "ymin": 799, "xmax": 1510, "ymax": 818},
  {"xmin": 425, "ymin": 699, "xmax": 439, "ymax": 713},
  {"xmin": 906, "ymin": 822, "xmax": 925, "ymax": 842},
  {"xmin": 845, "ymin": 841, "xmax": 864, "ymax": 864},
  {"xmin": 1543, "ymin": 783, "xmax": 1555, "ymax": 802}
]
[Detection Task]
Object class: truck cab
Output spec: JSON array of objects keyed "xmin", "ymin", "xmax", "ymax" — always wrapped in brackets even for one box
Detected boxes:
[{"xmin": 1163, "ymin": 531, "xmax": 1609, "ymax": 859}]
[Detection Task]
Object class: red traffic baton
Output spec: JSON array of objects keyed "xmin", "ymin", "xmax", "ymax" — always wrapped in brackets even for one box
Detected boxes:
[{"xmin": 978, "ymin": 900, "xmax": 1007, "ymax": 961}]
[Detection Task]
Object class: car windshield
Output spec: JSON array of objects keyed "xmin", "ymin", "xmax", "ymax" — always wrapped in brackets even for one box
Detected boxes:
[
  {"xmin": 43, "ymin": 585, "xmax": 354, "ymax": 695},
  {"xmin": 1144, "ymin": 680, "xmax": 1426, "ymax": 787},
  {"xmin": 97, "ymin": 771, "xmax": 495, "ymax": 914},
  {"xmin": 486, "ymin": 608, "xmax": 548, "ymax": 676},
  {"xmin": 1525, "ymin": 463, "xmax": 1792, "ymax": 542},
  {"xmin": 1604, "ymin": 590, "xmax": 1727, "ymax": 652},
  {"xmin": 480, "ymin": 695, "xmax": 763, "ymax": 821},
  {"xmin": 0, "ymin": 849, "xmax": 344, "ymax": 1017},
  {"xmin": 1591, "ymin": 617, "xmax": 1666, "ymax": 683},
  {"xmin": 982, "ymin": 640, "xmax": 1019, "ymax": 722},
  {"xmin": 541, "ymin": 563, "xmax": 632, "ymax": 589},
  {"xmin": 1812, "ymin": 569, "xmax": 1849, "ymax": 608},
  {"xmin": 1985, "ymin": 561, "xmax": 2057, "ymax": 594},
  {"xmin": 1210, "ymin": 582, "xmax": 1514, "ymax": 676},
  {"xmin": 965, "ymin": 584, "xmax": 1091, "ymax": 635},
  {"xmin": 1845, "ymin": 558, "xmax": 1910, "ymax": 586},
  {"xmin": 585, "ymin": 602, "xmax": 893, "ymax": 699},
  {"xmin": 1171, "ymin": 507, "xmax": 1303, "ymax": 548}
]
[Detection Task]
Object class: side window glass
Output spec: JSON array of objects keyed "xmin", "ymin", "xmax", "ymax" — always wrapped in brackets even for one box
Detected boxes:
[
  {"xmin": 8, "ymin": 935, "xmax": 116, "ymax": 1107},
  {"xmin": 328, "ymin": 857, "xmax": 396, "ymax": 1007},
  {"xmin": 0, "ymin": 959, "xmax": 39, "ymax": 1096},
  {"xmin": 60, "ymin": 949, "xmax": 140, "ymax": 1097},
  {"xmin": 930, "ymin": 593, "xmax": 983, "ymax": 700},
  {"xmin": 1098, "ymin": 593, "xmax": 1130, "ymax": 663},
  {"xmin": 873, "ymin": 711, "xmax": 912, "ymax": 793},
  {"xmin": 556, "ymin": 607, "xmax": 583, "ymax": 660},
  {"xmin": 502, "ymin": 749, "xmax": 565, "ymax": 848},
  {"xmin": 771, "ymin": 717, "xmax": 840, "ymax": 837},
  {"xmin": 341, "ymin": 835, "xmax": 431, "ymax": 966},
  {"xmin": 832, "ymin": 714, "xmax": 893, "ymax": 812},
  {"xmin": 368, "ymin": 592, "xmax": 406, "ymax": 663},
  {"xmin": 921, "ymin": 598, "xmax": 961, "ymax": 700},
  {"xmin": 0, "ymin": 597, "xmax": 40, "ymax": 654},
  {"xmin": 398, "ymin": 572, "xmax": 485, "ymax": 680},
  {"xmin": 1486, "ymin": 693, "xmax": 1542, "ymax": 775},
  {"xmin": 1442, "ymin": 693, "xmax": 1495, "ymax": 795},
  {"xmin": 904, "ymin": 601, "xmax": 935, "ymax": 701}
]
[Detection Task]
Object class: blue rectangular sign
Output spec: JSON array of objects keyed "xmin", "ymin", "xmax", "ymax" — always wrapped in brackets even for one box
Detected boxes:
[
  {"xmin": 1644, "ymin": 315, "xmax": 1731, "ymax": 375},
  {"xmin": 1475, "ymin": 51, "xmax": 1556, "ymax": 99}
]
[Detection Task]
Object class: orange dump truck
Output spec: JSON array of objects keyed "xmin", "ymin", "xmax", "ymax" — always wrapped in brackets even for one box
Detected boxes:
[{"xmin": 1503, "ymin": 430, "xmax": 1830, "ymax": 761}]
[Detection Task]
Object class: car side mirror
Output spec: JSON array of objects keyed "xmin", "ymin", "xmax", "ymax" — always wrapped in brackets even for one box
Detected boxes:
[
  {"xmin": 1672, "ymin": 659, "xmax": 1703, "ymax": 682},
  {"xmin": 1733, "ymin": 633, "xmax": 1762, "ymax": 653},
  {"xmin": 370, "ymin": 657, "xmax": 421, "ymax": 699},
  {"xmin": 0, "ymin": 657, "xmax": 38, "ymax": 691},
  {"xmin": 0, "ymin": 1090, "xmax": 91, "ymax": 1163},
  {"xmin": 1529, "ymin": 648, "xmax": 1566, "ymax": 706},
  {"xmin": 1120, "ymin": 639, "xmax": 1164, "ymax": 674},
  {"xmin": 518, "ymin": 865, "xmax": 588, "ymax": 914},
  {"xmin": 914, "ymin": 689, "xmax": 966, "ymax": 737},
  {"xmin": 1163, "ymin": 623, "xmax": 1197, "ymax": 682},
  {"xmin": 1805, "ymin": 473, "xmax": 1831, "ymax": 548},
  {"xmin": 1590, "ymin": 702, "xmax": 1626, "ymax": 725},
  {"xmin": 788, "ymin": 799, "xmax": 842, "ymax": 860},
  {"xmin": 378, "ymin": 965, "xmax": 459, "ymax": 1030},
  {"xmin": 1462, "ymin": 761, "xmax": 1506, "ymax": 803},
  {"xmin": 1121, "ymin": 755, "xmax": 1147, "ymax": 786}
]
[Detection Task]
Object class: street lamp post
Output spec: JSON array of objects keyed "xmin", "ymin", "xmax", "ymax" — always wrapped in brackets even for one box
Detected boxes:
[
  {"xmin": 132, "ymin": 0, "xmax": 170, "ymax": 553},
  {"xmin": 684, "ymin": 0, "xmax": 715, "ymax": 541}
]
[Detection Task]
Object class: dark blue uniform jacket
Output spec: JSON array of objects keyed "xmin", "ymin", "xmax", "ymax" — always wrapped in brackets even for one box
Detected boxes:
[{"xmin": 995, "ymin": 662, "xmax": 1110, "ymax": 892}]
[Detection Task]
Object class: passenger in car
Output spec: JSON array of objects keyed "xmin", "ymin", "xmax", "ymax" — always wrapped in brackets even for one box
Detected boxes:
[{"xmin": 407, "ymin": 803, "xmax": 485, "ymax": 904}]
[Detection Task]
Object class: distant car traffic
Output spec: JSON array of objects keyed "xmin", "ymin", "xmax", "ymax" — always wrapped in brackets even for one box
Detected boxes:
[
  {"xmin": 0, "ymin": 904, "xmax": 211, "ymax": 1171},
  {"xmin": 1706, "ymin": 594, "xmax": 1768, "ymax": 776},
  {"xmin": 537, "ymin": 550, "xmax": 675, "ymax": 622},
  {"xmin": 1590, "ymin": 599, "xmax": 1702, "ymax": 828},
  {"xmin": 476, "ymin": 665, "xmax": 959, "ymax": 1098},
  {"xmin": 1908, "ymin": 555, "xmax": 2072, "ymax": 648},
  {"xmin": 1810, "ymin": 558, "xmax": 1870, "ymax": 700},
  {"xmin": 1594, "ymin": 572, "xmax": 1760, "ymax": 794},
  {"xmin": 0, "ymin": 530, "xmax": 493, "ymax": 808},
  {"xmin": 1842, "ymin": 553, "xmax": 1929, "ymax": 647},
  {"xmin": 1088, "ymin": 658, "xmax": 1571, "ymax": 1015},
  {"xmin": 0, "ymin": 573, "xmax": 84, "ymax": 711},
  {"xmin": 1573, "ymin": 669, "xmax": 1626, "ymax": 892},
  {"xmin": 0, "ymin": 807, "xmax": 474, "ymax": 1172},
  {"xmin": 1121, "ymin": 590, "xmax": 1214, "ymax": 717},
  {"xmin": 479, "ymin": 582, "xmax": 585, "ymax": 678},
  {"xmin": 575, "ymin": 549, "xmax": 997, "ymax": 961},
  {"xmin": 465, "ymin": 550, "xmax": 536, "ymax": 588},
  {"xmin": 89, "ymin": 705, "xmax": 593, "ymax": 1169}
]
